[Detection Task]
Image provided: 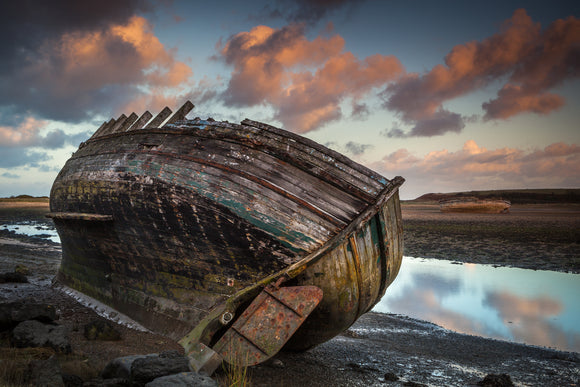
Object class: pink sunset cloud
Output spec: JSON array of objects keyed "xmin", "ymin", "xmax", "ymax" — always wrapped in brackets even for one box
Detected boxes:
[
  {"xmin": 219, "ymin": 24, "xmax": 404, "ymax": 132},
  {"xmin": 372, "ymin": 141, "xmax": 580, "ymax": 196},
  {"xmin": 383, "ymin": 9, "xmax": 580, "ymax": 137}
]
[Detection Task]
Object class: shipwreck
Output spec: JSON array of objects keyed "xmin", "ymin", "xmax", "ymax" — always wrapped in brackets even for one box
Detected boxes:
[
  {"xmin": 48, "ymin": 101, "xmax": 404, "ymax": 373},
  {"xmin": 439, "ymin": 197, "xmax": 511, "ymax": 213}
]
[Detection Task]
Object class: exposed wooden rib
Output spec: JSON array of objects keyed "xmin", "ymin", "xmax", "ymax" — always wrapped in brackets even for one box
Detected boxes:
[
  {"xmin": 92, "ymin": 117, "xmax": 116, "ymax": 138},
  {"xmin": 166, "ymin": 101, "xmax": 194, "ymax": 125},
  {"xmin": 47, "ymin": 212, "xmax": 113, "ymax": 221},
  {"xmin": 145, "ymin": 107, "xmax": 172, "ymax": 129},
  {"xmin": 128, "ymin": 111, "xmax": 153, "ymax": 131},
  {"xmin": 116, "ymin": 112, "xmax": 139, "ymax": 132},
  {"xmin": 101, "ymin": 114, "xmax": 127, "ymax": 136}
]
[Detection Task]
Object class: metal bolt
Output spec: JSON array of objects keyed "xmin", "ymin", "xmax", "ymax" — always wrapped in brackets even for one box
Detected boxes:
[{"xmin": 220, "ymin": 312, "xmax": 234, "ymax": 325}]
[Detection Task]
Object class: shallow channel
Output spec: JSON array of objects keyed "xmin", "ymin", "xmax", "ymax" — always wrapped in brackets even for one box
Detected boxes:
[{"xmin": 373, "ymin": 256, "xmax": 580, "ymax": 353}]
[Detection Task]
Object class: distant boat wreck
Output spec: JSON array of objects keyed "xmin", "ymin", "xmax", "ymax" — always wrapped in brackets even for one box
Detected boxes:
[
  {"xmin": 48, "ymin": 101, "xmax": 405, "ymax": 373},
  {"xmin": 439, "ymin": 197, "xmax": 511, "ymax": 213}
]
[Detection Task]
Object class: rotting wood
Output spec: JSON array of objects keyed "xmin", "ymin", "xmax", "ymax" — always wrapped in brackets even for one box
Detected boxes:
[
  {"xmin": 49, "ymin": 101, "xmax": 405, "ymax": 366},
  {"xmin": 167, "ymin": 101, "xmax": 194, "ymax": 125},
  {"xmin": 116, "ymin": 112, "xmax": 139, "ymax": 133},
  {"xmin": 145, "ymin": 107, "xmax": 172, "ymax": 129},
  {"xmin": 128, "ymin": 111, "xmax": 153, "ymax": 131}
]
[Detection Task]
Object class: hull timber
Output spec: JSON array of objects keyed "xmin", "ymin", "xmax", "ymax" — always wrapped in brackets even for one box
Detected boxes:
[
  {"xmin": 439, "ymin": 197, "xmax": 511, "ymax": 213},
  {"xmin": 49, "ymin": 102, "xmax": 404, "ymax": 352}
]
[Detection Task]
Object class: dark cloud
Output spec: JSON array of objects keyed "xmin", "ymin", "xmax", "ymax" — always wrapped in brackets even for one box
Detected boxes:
[
  {"xmin": 0, "ymin": 0, "xmax": 152, "ymax": 74},
  {"xmin": 255, "ymin": 0, "xmax": 366, "ymax": 26},
  {"xmin": 381, "ymin": 9, "xmax": 580, "ymax": 137},
  {"xmin": 41, "ymin": 130, "xmax": 92, "ymax": 149},
  {"xmin": 351, "ymin": 102, "xmax": 370, "ymax": 119},
  {"xmin": 0, "ymin": 147, "xmax": 50, "ymax": 168},
  {"xmin": 0, "ymin": 1, "xmax": 191, "ymax": 124},
  {"xmin": 345, "ymin": 141, "xmax": 372, "ymax": 156}
]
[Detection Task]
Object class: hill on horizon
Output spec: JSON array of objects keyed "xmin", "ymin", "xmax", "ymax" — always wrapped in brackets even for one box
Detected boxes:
[{"xmin": 413, "ymin": 188, "xmax": 580, "ymax": 204}]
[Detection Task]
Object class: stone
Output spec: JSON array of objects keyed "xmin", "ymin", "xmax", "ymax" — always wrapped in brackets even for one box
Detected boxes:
[
  {"xmin": 131, "ymin": 351, "xmax": 191, "ymax": 386},
  {"xmin": 84, "ymin": 319, "xmax": 122, "ymax": 341},
  {"xmin": 62, "ymin": 373, "xmax": 84, "ymax": 387},
  {"xmin": 101, "ymin": 354, "xmax": 157, "ymax": 380},
  {"xmin": 11, "ymin": 320, "xmax": 71, "ymax": 353},
  {"xmin": 83, "ymin": 377, "xmax": 130, "ymax": 386},
  {"xmin": 477, "ymin": 374, "xmax": 515, "ymax": 387},
  {"xmin": 145, "ymin": 372, "xmax": 218, "ymax": 386},
  {"xmin": 0, "ymin": 300, "xmax": 58, "ymax": 330},
  {"xmin": 0, "ymin": 271, "xmax": 28, "ymax": 283}
]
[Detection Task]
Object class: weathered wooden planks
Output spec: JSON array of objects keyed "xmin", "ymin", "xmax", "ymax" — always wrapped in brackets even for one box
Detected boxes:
[{"xmin": 50, "ymin": 101, "xmax": 404, "ymax": 351}]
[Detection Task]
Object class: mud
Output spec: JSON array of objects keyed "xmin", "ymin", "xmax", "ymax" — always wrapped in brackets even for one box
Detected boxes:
[{"xmin": 1, "ymin": 203, "xmax": 579, "ymax": 386}]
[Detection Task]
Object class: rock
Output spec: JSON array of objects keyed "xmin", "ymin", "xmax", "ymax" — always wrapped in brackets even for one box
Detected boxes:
[
  {"xmin": 145, "ymin": 372, "xmax": 218, "ymax": 386},
  {"xmin": 83, "ymin": 377, "xmax": 131, "ymax": 386},
  {"xmin": 101, "ymin": 354, "xmax": 158, "ymax": 380},
  {"xmin": 131, "ymin": 351, "xmax": 191, "ymax": 386},
  {"xmin": 0, "ymin": 300, "xmax": 59, "ymax": 330},
  {"xmin": 477, "ymin": 374, "xmax": 514, "ymax": 387},
  {"xmin": 0, "ymin": 271, "xmax": 28, "ymax": 283},
  {"xmin": 62, "ymin": 373, "xmax": 84, "ymax": 387},
  {"xmin": 11, "ymin": 320, "xmax": 71, "ymax": 353},
  {"xmin": 84, "ymin": 319, "xmax": 122, "ymax": 341},
  {"xmin": 28, "ymin": 355, "xmax": 65, "ymax": 386}
]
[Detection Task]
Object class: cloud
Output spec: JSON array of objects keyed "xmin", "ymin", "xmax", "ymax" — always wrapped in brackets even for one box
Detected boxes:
[
  {"xmin": 219, "ymin": 24, "xmax": 404, "ymax": 132},
  {"xmin": 0, "ymin": 117, "xmax": 90, "ymax": 149},
  {"xmin": 0, "ymin": 5, "xmax": 192, "ymax": 123},
  {"xmin": 1, "ymin": 172, "xmax": 19, "ymax": 179},
  {"xmin": 371, "ymin": 140, "xmax": 580, "ymax": 197},
  {"xmin": 345, "ymin": 141, "xmax": 372, "ymax": 156},
  {"xmin": 0, "ymin": 147, "xmax": 51, "ymax": 168},
  {"xmin": 484, "ymin": 291, "xmax": 579, "ymax": 350},
  {"xmin": 255, "ymin": 0, "xmax": 367, "ymax": 26},
  {"xmin": 381, "ymin": 9, "xmax": 580, "ymax": 137}
]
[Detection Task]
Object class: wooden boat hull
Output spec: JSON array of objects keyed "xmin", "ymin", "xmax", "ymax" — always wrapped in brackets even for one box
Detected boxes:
[
  {"xmin": 439, "ymin": 198, "xmax": 511, "ymax": 213},
  {"xmin": 49, "ymin": 105, "xmax": 404, "ymax": 352}
]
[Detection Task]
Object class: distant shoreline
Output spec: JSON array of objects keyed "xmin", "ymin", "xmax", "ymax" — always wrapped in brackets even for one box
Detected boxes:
[{"xmin": 0, "ymin": 197, "xmax": 49, "ymax": 208}]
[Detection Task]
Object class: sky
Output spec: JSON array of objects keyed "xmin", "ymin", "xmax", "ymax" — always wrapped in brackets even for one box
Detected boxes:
[{"xmin": 0, "ymin": 0, "xmax": 579, "ymax": 200}]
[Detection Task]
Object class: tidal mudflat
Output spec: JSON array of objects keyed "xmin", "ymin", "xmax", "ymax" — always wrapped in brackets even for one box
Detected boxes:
[{"xmin": 1, "ymin": 201, "xmax": 578, "ymax": 386}]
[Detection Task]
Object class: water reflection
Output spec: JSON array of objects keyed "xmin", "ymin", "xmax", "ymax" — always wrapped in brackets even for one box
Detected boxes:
[
  {"xmin": 374, "ymin": 257, "xmax": 580, "ymax": 352},
  {"xmin": 1, "ymin": 222, "xmax": 60, "ymax": 243}
]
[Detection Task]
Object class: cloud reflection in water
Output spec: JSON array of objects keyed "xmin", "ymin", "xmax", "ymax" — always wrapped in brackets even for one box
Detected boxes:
[{"xmin": 373, "ymin": 257, "xmax": 580, "ymax": 352}]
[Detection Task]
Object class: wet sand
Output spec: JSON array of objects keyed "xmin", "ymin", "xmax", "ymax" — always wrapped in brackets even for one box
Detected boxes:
[{"xmin": 1, "ymin": 202, "xmax": 578, "ymax": 386}]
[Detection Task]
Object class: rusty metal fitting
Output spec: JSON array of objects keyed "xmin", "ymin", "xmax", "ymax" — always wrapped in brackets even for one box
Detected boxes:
[{"xmin": 220, "ymin": 312, "xmax": 234, "ymax": 325}]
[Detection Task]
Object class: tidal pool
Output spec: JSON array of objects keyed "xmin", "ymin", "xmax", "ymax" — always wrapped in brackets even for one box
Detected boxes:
[
  {"xmin": 373, "ymin": 257, "xmax": 580, "ymax": 352},
  {"xmin": 1, "ymin": 222, "xmax": 60, "ymax": 243}
]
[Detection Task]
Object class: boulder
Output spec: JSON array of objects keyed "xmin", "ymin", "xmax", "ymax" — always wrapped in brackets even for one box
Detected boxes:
[
  {"xmin": 145, "ymin": 372, "xmax": 218, "ymax": 386},
  {"xmin": 0, "ymin": 271, "xmax": 28, "ymax": 283},
  {"xmin": 477, "ymin": 374, "xmax": 515, "ymax": 387},
  {"xmin": 101, "ymin": 354, "xmax": 158, "ymax": 380},
  {"xmin": 131, "ymin": 351, "xmax": 191, "ymax": 386},
  {"xmin": 83, "ymin": 377, "xmax": 131, "ymax": 386},
  {"xmin": 11, "ymin": 320, "xmax": 71, "ymax": 353},
  {"xmin": 0, "ymin": 300, "xmax": 58, "ymax": 330}
]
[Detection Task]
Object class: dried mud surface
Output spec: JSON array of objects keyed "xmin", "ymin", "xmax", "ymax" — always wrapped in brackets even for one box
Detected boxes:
[{"xmin": 1, "ymin": 203, "xmax": 579, "ymax": 386}]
